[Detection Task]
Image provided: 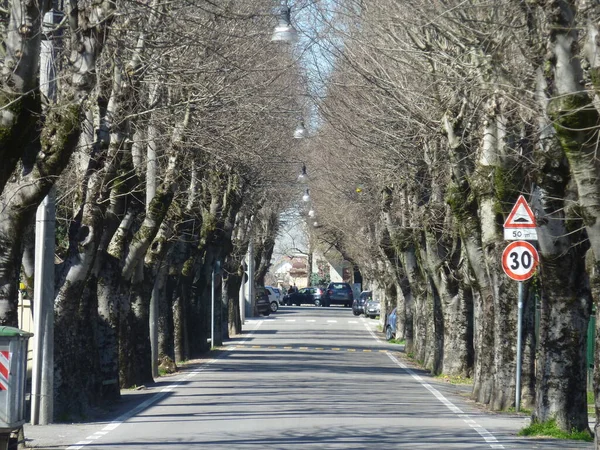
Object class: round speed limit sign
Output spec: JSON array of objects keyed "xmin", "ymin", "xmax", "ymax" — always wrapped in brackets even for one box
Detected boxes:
[{"xmin": 502, "ymin": 241, "xmax": 539, "ymax": 281}]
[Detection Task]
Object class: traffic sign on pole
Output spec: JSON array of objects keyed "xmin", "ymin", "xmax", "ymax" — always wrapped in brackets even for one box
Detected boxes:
[
  {"xmin": 502, "ymin": 241, "xmax": 539, "ymax": 281},
  {"xmin": 504, "ymin": 195, "xmax": 538, "ymax": 241}
]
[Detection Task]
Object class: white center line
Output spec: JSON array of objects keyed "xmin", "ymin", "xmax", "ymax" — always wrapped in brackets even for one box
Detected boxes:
[
  {"xmin": 306, "ymin": 319, "xmax": 316, "ymax": 322},
  {"xmin": 327, "ymin": 320, "xmax": 337, "ymax": 323},
  {"xmin": 285, "ymin": 319, "xmax": 296, "ymax": 322}
]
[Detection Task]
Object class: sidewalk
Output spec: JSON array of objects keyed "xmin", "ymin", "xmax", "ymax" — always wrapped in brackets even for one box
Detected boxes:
[{"xmin": 22, "ymin": 355, "xmax": 215, "ymax": 449}]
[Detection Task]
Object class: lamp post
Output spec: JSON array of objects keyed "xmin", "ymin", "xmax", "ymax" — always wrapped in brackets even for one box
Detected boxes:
[
  {"xmin": 211, "ymin": 260, "xmax": 221, "ymax": 348},
  {"xmin": 271, "ymin": 0, "xmax": 298, "ymax": 42},
  {"xmin": 31, "ymin": 8, "xmax": 63, "ymax": 426}
]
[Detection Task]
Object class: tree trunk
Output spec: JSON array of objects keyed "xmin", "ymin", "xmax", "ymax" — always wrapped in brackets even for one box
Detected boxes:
[
  {"xmin": 0, "ymin": 0, "xmax": 42, "ymax": 192},
  {"xmin": 443, "ymin": 106, "xmax": 495, "ymax": 406},
  {"xmin": 426, "ymin": 228, "xmax": 472, "ymax": 377},
  {"xmin": 226, "ymin": 270, "xmax": 243, "ymax": 336},
  {"xmin": 96, "ymin": 255, "xmax": 121, "ymax": 400},
  {"xmin": 533, "ymin": 234, "xmax": 590, "ymax": 432},
  {"xmin": 529, "ymin": 109, "xmax": 592, "ymax": 432},
  {"xmin": 401, "ymin": 237, "xmax": 429, "ymax": 364}
]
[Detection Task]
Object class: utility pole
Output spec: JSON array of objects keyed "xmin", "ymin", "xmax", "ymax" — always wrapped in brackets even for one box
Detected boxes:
[
  {"xmin": 247, "ymin": 239, "xmax": 255, "ymax": 317},
  {"xmin": 147, "ymin": 126, "xmax": 158, "ymax": 378},
  {"xmin": 31, "ymin": 8, "xmax": 62, "ymax": 426},
  {"xmin": 239, "ymin": 259, "xmax": 246, "ymax": 324}
]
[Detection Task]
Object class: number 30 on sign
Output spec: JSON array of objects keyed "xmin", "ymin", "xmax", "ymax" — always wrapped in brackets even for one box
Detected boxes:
[{"xmin": 502, "ymin": 241, "xmax": 539, "ymax": 281}]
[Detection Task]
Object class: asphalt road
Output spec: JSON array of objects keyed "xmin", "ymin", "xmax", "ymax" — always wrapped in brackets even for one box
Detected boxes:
[{"xmin": 25, "ymin": 306, "xmax": 593, "ymax": 449}]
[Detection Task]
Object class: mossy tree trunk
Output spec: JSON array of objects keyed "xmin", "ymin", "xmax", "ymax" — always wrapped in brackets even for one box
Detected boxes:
[
  {"xmin": 531, "ymin": 180, "xmax": 591, "ymax": 433},
  {"xmin": 529, "ymin": 40, "xmax": 594, "ymax": 432},
  {"xmin": 443, "ymin": 105, "xmax": 496, "ymax": 406},
  {"xmin": 536, "ymin": 0, "xmax": 599, "ymax": 437},
  {"xmin": 381, "ymin": 186, "xmax": 416, "ymax": 352}
]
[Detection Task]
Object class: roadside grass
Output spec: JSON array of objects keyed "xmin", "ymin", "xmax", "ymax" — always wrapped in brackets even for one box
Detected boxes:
[
  {"xmin": 507, "ymin": 406, "xmax": 532, "ymax": 415},
  {"xmin": 588, "ymin": 391, "xmax": 594, "ymax": 415},
  {"xmin": 388, "ymin": 338, "xmax": 405, "ymax": 345},
  {"xmin": 518, "ymin": 420, "xmax": 593, "ymax": 442},
  {"xmin": 435, "ymin": 373, "xmax": 472, "ymax": 385}
]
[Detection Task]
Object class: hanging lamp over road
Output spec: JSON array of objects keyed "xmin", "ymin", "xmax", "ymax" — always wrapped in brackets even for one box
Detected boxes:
[
  {"xmin": 294, "ymin": 121, "xmax": 306, "ymax": 138},
  {"xmin": 298, "ymin": 164, "xmax": 308, "ymax": 183},
  {"xmin": 271, "ymin": 0, "xmax": 298, "ymax": 43},
  {"xmin": 302, "ymin": 189, "xmax": 310, "ymax": 202}
]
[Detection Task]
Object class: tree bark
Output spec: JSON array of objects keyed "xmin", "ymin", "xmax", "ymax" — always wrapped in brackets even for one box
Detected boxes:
[{"xmin": 0, "ymin": 0, "xmax": 42, "ymax": 192}]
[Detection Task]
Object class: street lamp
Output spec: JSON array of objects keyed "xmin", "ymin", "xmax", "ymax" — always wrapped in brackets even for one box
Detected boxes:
[
  {"xmin": 298, "ymin": 164, "xmax": 308, "ymax": 183},
  {"xmin": 302, "ymin": 189, "xmax": 310, "ymax": 202},
  {"xmin": 271, "ymin": 0, "xmax": 298, "ymax": 43},
  {"xmin": 211, "ymin": 260, "xmax": 221, "ymax": 348},
  {"xmin": 294, "ymin": 121, "xmax": 306, "ymax": 138}
]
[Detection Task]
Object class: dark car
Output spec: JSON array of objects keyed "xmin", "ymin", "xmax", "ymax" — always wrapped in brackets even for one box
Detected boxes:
[
  {"xmin": 255, "ymin": 286, "xmax": 271, "ymax": 316},
  {"xmin": 352, "ymin": 290, "xmax": 372, "ymax": 316},
  {"xmin": 283, "ymin": 287, "xmax": 323, "ymax": 306},
  {"xmin": 324, "ymin": 282, "xmax": 354, "ymax": 307},
  {"xmin": 386, "ymin": 307, "xmax": 397, "ymax": 341}
]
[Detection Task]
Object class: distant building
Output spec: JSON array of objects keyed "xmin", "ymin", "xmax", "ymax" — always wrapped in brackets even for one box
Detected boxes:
[
  {"xmin": 272, "ymin": 255, "xmax": 308, "ymax": 289},
  {"xmin": 269, "ymin": 249, "xmax": 360, "ymax": 292}
]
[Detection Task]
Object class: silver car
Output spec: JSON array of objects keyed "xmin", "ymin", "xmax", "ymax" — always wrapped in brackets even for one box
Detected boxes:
[
  {"xmin": 365, "ymin": 298, "xmax": 381, "ymax": 319},
  {"xmin": 265, "ymin": 286, "xmax": 280, "ymax": 312}
]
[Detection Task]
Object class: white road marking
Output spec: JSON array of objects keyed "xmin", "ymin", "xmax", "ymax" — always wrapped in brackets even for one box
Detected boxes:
[
  {"xmin": 386, "ymin": 352, "xmax": 504, "ymax": 449},
  {"xmin": 285, "ymin": 319, "xmax": 296, "ymax": 322},
  {"xmin": 362, "ymin": 320, "xmax": 382, "ymax": 343},
  {"xmin": 84, "ymin": 435, "xmax": 102, "ymax": 440},
  {"xmin": 327, "ymin": 320, "xmax": 337, "ymax": 323},
  {"xmin": 66, "ymin": 322, "xmax": 265, "ymax": 450},
  {"xmin": 348, "ymin": 320, "xmax": 358, "ymax": 323},
  {"xmin": 306, "ymin": 319, "xmax": 316, "ymax": 322}
]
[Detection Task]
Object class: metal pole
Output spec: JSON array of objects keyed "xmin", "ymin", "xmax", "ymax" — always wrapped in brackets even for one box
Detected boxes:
[
  {"xmin": 239, "ymin": 263, "xmax": 246, "ymax": 324},
  {"xmin": 31, "ymin": 188, "xmax": 56, "ymax": 425},
  {"xmin": 149, "ymin": 275, "xmax": 159, "ymax": 379},
  {"xmin": 247, "ymin": 240, "xmax": 255, "ymax": 317},
  {"xmin": 515, "ymin": 281, "xmax": 524, "ymax": 412},
  {"xmin": 211, "ymin": 267, "xmax": 215, "ymax": 348},
  {"xmin": 147, "ymin": 114, "xmax": 158, "ymax": 378},
  {"xmin": 32, "ymin": 9, "xmax": 62, "ymax": 425}
]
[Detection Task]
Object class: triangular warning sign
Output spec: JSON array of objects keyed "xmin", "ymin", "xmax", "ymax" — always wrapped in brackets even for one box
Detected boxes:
[{"xmin": 504, "ymin": 195, "xmax": 536, "ymax": 228}]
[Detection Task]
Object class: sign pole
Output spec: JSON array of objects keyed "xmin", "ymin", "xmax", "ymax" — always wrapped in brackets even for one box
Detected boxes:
[
  {"xmin": 516, "ymin": 281, "xmax": 524, "ymax": 412},
  {"xmin": 503, "ymin": 195, "xmax": 538, "ymax": 413}
]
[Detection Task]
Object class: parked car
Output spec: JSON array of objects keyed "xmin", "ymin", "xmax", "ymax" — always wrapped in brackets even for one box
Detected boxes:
[
  {"xmin": 324, "ymin": 282, "xmax": 354, "ymax": 307},
  {"xmin": 265, "ymin": 286, "xmax": 280, "ymax": 312},
  {"xmin": 352, "ymin": 290, "xmax": 372, "ymax": 316},
  {"xmin": 270, "ymin": 286, "xmax": 283, "ymax": 301},
  {"xmin": 386, "ymin": 307, "xmax": 397, "ymax": 341},
  {"xmin": 255, "ymin": 286, "xmax": 271, "ymax": 316},
  {"xmin": 364, "ymin": 297, "xmax": 381, "ymax": 319},
  {"xmin": 283, "ymin": 287, "xmax": 323, "ymax": 306}
]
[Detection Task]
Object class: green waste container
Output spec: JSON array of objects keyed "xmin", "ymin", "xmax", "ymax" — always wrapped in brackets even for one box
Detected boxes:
[{"xmin": 0, "ymin": 327, "xmax": 32, "ymax": 433}]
